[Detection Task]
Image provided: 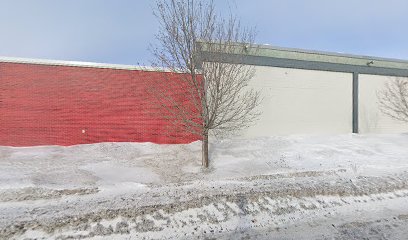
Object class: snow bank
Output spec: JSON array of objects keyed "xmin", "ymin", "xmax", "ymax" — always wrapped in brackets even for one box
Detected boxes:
[
  {"xmin": 1, "ymin": 134, "xmax": 408, "ymax": 239},
  {"xmin": 1, "ymin": 134, "xmax": 407, "ymax": 191}
]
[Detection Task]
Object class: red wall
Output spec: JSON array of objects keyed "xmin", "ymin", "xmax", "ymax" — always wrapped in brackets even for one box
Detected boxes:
[{"xmin": 0, "ymin": 62, "xmax": 200, "ymax": 146}]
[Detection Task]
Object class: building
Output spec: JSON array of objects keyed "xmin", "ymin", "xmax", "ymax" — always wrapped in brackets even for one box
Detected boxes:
[
  {"xmin": 0, "ymin": 57, "xmax": 198, "ymax": 146},
  {"xmin": 200, "ymin": 44, "xmax": 408, "ymax": 137},
  {"xmin": 2, "ymin": 44, "xmax": 408, "ymax": 146}
]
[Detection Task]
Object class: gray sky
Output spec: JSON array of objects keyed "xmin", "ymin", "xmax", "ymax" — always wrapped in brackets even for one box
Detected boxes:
[{"xmin": 0, "ymin": 0, "xmax": 407, "ymax": 65}]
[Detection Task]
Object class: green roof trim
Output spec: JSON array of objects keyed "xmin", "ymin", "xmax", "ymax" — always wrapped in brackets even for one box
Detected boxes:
[
  {"xmin": 246, "ymin": 44, "xmax": 408, "ymax": 70},
  {"xmin": 199, "ymin": 43, "xmax": 408, "ymax": 77}
]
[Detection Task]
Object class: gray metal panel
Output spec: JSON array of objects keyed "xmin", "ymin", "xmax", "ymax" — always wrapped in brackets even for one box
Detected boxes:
[
  {"xmin": 249, "ymin": 44, "xmax": 408, "ymax": 65},
  {"xmin": 198, "ymin": 42, "xmax": 408, "ymax": 70},
  {"xmin": 353, "ymin": 73, "xmax": 359, "ymax": 133},
  {"xmin": 199, "ymin": 52, "xmax": 408, "ymax": 77}
]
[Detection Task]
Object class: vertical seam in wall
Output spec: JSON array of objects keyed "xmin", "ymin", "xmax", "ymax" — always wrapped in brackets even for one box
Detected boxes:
[{"xmin": 352, "ymin": 72, "xmax": 359, "ymax": 133}]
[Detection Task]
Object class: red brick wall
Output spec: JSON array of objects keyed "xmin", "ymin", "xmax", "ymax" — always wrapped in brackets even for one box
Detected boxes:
[{"xmin": 0, "ymin": 62, "xmax": 200, "ymax": 146}]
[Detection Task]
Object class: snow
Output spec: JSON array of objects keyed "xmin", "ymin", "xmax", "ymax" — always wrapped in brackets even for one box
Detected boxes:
[
  {"xmin": 0, "ymin": 134, "xmax": 408, "ymax": 239},
  {"xmin": 80, "ymin": 161, "xmax": 160, "ymax": 185}
]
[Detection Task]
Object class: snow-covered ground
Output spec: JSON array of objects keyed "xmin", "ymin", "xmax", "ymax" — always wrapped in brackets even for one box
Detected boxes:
[{"xmin": 1, "ymin": 134, "xmax": 408, "ymax": 239}]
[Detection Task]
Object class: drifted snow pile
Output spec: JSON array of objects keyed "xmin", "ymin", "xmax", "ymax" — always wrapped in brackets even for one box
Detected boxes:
[{"xmin": 0, "ymin": 134, "xmax": 408, "ymax": 239}]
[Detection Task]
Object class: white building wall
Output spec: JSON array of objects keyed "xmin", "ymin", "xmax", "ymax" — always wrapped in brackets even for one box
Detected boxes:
[
  {"xmin": 240, "ymin": 66, "xmax": 353, "ymax": 138},
  {"xmin": 359, "ymin": 74, "xmax": 408, "ymax": 134}
]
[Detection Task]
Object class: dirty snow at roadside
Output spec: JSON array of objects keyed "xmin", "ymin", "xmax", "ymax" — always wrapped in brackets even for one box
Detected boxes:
[{"xmin": 1, "ymin": 134, "xmax": 408, "ymax": 239}]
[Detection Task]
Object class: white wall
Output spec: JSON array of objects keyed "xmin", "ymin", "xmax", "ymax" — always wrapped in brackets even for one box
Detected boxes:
[
  {"xmin": 240, "ymin": 66, "xmax": 353, "ymax": 138},
  {"xmin": 359, "ymin": 74, "xmax": 408, "ymax": 134}
]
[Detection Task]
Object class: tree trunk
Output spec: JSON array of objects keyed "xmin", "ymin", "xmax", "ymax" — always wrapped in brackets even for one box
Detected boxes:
[{"xmin": 202, "ymin": 132, "xmax": 209, "ymax": 168}]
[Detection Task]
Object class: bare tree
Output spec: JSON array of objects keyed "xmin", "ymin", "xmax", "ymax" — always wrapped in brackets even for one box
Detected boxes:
[
  {"xmin": 378, "ymin": 77, "xmax": 408, "ymax": 123},
  {"xmin": 150, "ymin": 0, "xmax": 261, "ymax": 168}
]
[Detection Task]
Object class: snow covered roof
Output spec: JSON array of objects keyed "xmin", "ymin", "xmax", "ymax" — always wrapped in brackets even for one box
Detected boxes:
[{"xmin": 0, "ymin": 56, "xmax": 169, "ymax": 72}]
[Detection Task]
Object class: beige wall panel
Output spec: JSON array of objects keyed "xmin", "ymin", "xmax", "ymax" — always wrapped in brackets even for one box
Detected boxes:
[
  {"xmin": 359, "ymin": 74, "xmax": 408, "ymax": 134},
  {"xmin": 240, "ymin": 66, "xmax": 353, "ymax": 137}
]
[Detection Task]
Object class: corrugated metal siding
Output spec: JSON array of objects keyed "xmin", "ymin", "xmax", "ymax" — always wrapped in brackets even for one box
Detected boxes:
[
  {"xmin": 240, "ymin": 66, "xmax": 353, "ymax": 137},
  {"xmin": 359, "ymin": 74, "xmax": 408, "ymax": 133}
]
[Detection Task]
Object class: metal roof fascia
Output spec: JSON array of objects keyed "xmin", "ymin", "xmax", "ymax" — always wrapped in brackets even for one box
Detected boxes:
[
  {"xmin": 0, "ymin": 56, "xmax": 172, "ymax": 72},
  {"xmin": 199, "ymin": 45, "xmax": 408, "ymax": 77},
  {"xmin": 201, "ymin": 51, "xmax": 408, "ymax": 77}
]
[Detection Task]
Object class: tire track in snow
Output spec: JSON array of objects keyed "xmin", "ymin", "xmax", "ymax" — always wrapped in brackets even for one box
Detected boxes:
[{"xmin": 3, "ymin": 171, "xmax": 408, "ymax": 239}]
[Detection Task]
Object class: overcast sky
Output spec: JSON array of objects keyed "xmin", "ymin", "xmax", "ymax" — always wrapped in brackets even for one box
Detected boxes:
[{"xmin": 0, "ymin": 0, "xmax": 407, "ymax": 65}]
